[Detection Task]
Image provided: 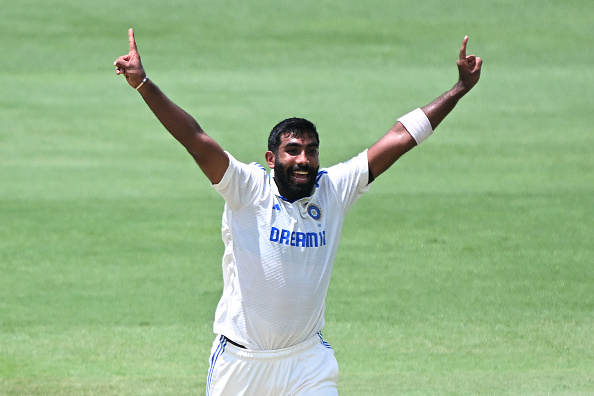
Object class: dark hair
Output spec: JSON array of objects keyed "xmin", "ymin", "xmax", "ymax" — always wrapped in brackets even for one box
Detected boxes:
[{"xmin": 267, "ymin": 118, "xmax": 319, "ymax": 153}]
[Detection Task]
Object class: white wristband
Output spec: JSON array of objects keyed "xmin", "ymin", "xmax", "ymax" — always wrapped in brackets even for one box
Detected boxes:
[{"xmin": 397, "ymin": 108, "xmax": 433, "ymax": 145}]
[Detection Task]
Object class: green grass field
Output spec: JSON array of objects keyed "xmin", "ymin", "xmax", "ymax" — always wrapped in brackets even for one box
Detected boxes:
[{"xmin": 1, "ymin": 0, "xmax": 592, "ymax": 394}]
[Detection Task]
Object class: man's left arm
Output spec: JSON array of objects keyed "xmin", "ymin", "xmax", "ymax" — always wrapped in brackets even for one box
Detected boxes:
[{"xmin": 367, "ymin": 36, "xmax": 483, "ymax": 179}]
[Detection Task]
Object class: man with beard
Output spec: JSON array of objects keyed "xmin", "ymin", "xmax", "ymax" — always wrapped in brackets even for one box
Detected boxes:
[{"xmin": 114, "ymin": 29, "xmax": 482, "ymax": 396}]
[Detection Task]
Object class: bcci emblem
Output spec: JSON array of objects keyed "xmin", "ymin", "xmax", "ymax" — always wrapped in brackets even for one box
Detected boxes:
[{"xmin": 307, "ymin": 204, "xmax": 322, "ymax": 221}]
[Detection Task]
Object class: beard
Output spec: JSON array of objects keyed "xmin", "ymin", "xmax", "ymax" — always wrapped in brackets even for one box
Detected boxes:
[{"xmin": 274, "ymin": 158, "xmax": 318, "ymax": 201}]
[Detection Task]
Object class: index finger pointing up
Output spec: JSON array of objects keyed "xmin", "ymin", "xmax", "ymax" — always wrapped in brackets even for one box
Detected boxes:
[
  {"xmin": 128, "ymin": 28, "xmax": 138, "ymax": 52},
  {"xmin": 460, "ymin": 35, "xmax": 469, "ymax": 59}
]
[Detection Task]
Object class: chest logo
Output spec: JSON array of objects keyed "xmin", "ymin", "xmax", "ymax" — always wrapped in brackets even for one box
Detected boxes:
[{"xmin": 307, "ymin": 203, "xmax": 322, "ymax": 221}]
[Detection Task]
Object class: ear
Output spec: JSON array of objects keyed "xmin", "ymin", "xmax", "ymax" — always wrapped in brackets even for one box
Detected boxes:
[{"xmin": 265, "ymin": 151, "xmax": 275, "ymax": 169}]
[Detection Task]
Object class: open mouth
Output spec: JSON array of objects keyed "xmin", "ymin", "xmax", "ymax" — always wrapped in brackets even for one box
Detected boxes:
[{"xmin": 291, "ymin": 169, "xmax": 310, "ymax": 184}]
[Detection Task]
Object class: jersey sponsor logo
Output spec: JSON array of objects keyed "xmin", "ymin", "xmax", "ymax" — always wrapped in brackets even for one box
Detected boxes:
[
  {"xmin": 307, "ymin": 203, "xmax": 322, "ymax": 220},
  {"xmin": 269, "ymin": 227, "xmax": 326, "ymax": 247}
]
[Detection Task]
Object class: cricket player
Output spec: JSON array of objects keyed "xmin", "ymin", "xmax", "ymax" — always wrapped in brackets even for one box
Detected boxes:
[{"xmin": 114, "ymin": 29, "xmax": 482, "ymax": 395}]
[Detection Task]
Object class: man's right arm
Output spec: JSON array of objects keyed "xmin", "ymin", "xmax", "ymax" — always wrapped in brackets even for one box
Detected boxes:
[{"xmin": 114, "ymin": 29, "xmax": 228, "ymax": 184}]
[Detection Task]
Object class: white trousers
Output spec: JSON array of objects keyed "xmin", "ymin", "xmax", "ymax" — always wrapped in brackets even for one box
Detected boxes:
[{"xmin": 206, "ymin": 333, "xmax": 339, "ymax": 396}]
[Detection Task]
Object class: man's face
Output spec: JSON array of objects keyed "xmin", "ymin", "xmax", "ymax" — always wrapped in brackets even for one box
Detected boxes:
[{"xmin": 266, "ymin": 133, "xmax": 320, "ymax": 202}]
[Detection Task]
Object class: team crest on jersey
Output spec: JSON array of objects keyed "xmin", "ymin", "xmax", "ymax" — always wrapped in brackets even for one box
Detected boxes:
[{"xmin": 307, "ymin": 203, "xmax": 322, "ymax": 221}]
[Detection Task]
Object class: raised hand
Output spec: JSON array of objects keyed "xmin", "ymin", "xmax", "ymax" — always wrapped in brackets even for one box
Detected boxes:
[
  {"xmin": 114, "ymin": 29, "xmax": 146, "ymax": 89},
  {"xmin": 457, "ymin": 36, "xmax": 482, "ymax": 92}
]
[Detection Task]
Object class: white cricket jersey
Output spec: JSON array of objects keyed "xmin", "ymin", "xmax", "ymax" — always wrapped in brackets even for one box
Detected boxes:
[{"xmin": 212, "ymin": 150, "xmax": 370, "ymax": 350}]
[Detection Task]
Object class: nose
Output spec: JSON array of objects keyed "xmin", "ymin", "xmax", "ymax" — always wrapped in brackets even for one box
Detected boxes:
[{"xmin": 296, "ymin": 150, "xmax": 309, "ymax": 165}]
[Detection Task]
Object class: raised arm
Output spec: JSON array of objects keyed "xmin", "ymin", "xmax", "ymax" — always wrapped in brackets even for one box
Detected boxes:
[
  {"xmin": 367, "ymin": 36, "xmax": 483, "ymax": 179},
  {"xmin": 114, "ymin": 29, "xmax": 229, "ymax": 184}
]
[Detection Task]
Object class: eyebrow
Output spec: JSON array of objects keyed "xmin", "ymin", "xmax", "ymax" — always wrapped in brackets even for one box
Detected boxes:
[{"xmin": 284, "ymin": 141, "xmax": 319, "ymax": 148}]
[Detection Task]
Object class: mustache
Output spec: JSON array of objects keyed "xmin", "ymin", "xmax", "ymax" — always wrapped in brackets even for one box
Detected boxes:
[{"xmin": 289, "ymin": 165, "xmax": 315, "ymax": 173}]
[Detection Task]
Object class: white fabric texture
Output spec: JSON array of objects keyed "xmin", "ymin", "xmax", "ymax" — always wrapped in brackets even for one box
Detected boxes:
[
  {"xmin": 211, "ymin": 150, "xmax": 370, "ymax": 350},
  {"xmin": 207, "ymin": 334, "xmax": 338, "ymax": 396},
  {"xmin": 397, "ymin": 108, "xmax": 434, "ymax": 145}
]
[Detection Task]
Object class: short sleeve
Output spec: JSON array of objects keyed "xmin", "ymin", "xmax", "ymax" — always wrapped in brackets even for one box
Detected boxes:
[
  {"xmin": 323, "ymin": 150, "xmax": 370, "ymax": 211},
  {"xmin": 213, "ymin": 152, "xmax": 269, "ymax": 210}
]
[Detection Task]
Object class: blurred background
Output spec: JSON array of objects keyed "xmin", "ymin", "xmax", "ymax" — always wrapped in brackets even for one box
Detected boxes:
[{"xmin": 1, "ymin": 0, "xmax": 592, "ymax": 394}]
